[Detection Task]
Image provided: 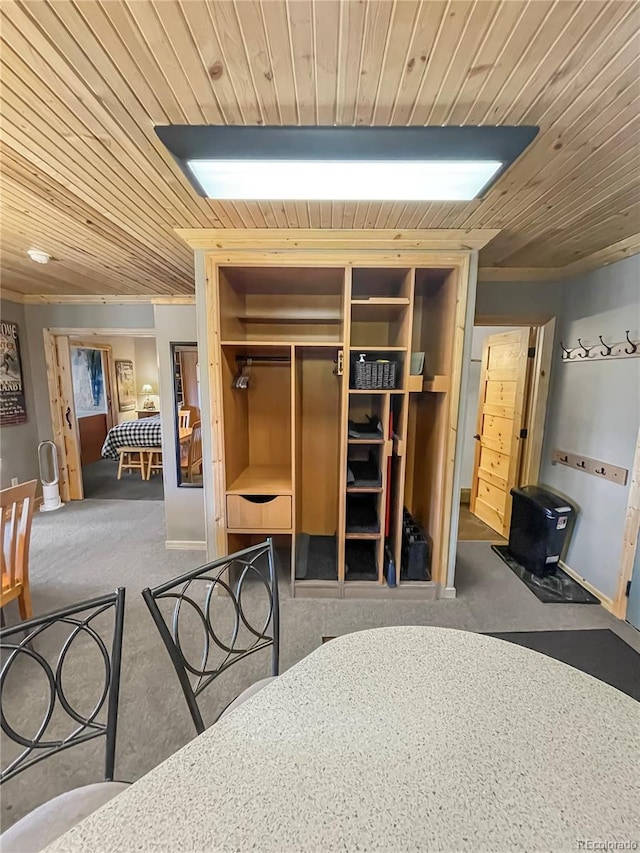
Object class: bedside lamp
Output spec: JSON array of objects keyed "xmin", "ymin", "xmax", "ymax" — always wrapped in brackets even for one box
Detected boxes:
[{"xmin": 141, "ymin": 383, "xmax": 156, "ymax": 410}]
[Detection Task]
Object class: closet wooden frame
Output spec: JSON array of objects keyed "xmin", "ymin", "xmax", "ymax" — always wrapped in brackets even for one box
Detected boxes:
[{"xmin": 181, "ymin": 229, "xmax": 498, "ymax": 599}]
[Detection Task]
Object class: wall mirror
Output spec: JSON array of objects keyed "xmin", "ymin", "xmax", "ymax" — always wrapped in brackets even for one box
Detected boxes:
[{"xmin": 171, "ymin": 342, "xmax": 202, "ymax": 488}]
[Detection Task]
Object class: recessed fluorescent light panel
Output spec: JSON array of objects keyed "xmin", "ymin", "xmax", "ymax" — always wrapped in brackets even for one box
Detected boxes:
[{"xmin": 156, "ymin": 126, "xmax": 538, "ymax": 202}]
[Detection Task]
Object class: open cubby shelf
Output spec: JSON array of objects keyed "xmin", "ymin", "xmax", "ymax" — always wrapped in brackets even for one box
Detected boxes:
[{"xmin": 226, "ymin": 465, "xmax": 292, "ymax": 495}]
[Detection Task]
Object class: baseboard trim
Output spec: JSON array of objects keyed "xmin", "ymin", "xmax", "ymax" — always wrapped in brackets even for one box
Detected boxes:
[
  {"xmin": 460, "ymin": 488, "xmax": 471, "ymax": 505},
  {"xmin": 440, "ymin": 586, "xmax": 457, "ymax": 600},
  {"xmin": 165, "ymin": 540, "xmax": 207, "ymax": 551},
  {"xmin": 559, "ymin": 560, "xmax": 614, "ymax": 613}
]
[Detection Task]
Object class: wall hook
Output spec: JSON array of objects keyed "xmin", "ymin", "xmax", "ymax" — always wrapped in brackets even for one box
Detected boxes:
[
  {"xmin": 576, "ymin": 459, "xmax": 586, "ymax": 469},
  {"xmin": 595, "ymin": 466, "xmax": 606, "ymax": 475},
  {"xmin": 576, "ymin": 338, "xmax": 590, "ymax": 358},
  {"xmin": 624, "ymin": 330, "xmax": 638, "ymax": 355},
  {"xmin": 560, "ymin": 454, "xmax": 568, "ymax": 463},
  {"xmin": 598, "ymin": 336, "xmax": 613, "ymax": 356},
  {"xmin": 560, "ymin": 341, "xmax": 573, "ymax": 360}
]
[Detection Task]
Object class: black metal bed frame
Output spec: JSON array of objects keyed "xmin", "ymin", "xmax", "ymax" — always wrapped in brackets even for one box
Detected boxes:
[
  {"xmin": 142, "ymin": 539, "xmax": 279, "ymax": 735},
  {"xmin": 0, "ymin": 588, "xmax": 126, "ymax": 785}
]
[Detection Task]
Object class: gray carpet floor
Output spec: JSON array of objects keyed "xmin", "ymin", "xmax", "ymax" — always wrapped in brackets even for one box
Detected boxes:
[
  {"xmin": 82, "ymin": 460, "xmax": 164, "ymax": 500},
  {"xmin": 2, "ymin": 499, "xmax": 639, "ymax": 829}
]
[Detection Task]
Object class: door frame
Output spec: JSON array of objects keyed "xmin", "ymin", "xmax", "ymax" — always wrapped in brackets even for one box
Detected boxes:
[
  {"xmin": 469, "ymin": 326, "xmax": 535, "ymax": 537},
  {"xmin": 612, "ymin": 425, "xmax": 640, "ymax": 621},
  {"xmin": 470, "ymin": 313, "xmax": 556, "ymax": 497},
  {"xmin": 69, "ymin": 340, "xmax": 117, "ymax": 433},
  {"xmin": 43, "ymin": 327, "xmax": 156, "ymax": 502}
]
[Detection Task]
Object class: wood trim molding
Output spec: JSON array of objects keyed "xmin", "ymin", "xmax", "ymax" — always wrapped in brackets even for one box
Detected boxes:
[
  {"xmin": 176, "ymin": 227, "xmax": 501, "ymax": 252},
  {"xmin": 0, "ymin": 289, "xmax": 29, "ymax": 304},
  {"xmin": 613, "ymin": 425, "xmax": 640, "ymax": 620},
  {"xmin": 479, "ymin": 233, "xmax": 640, "ymax": 282},
  {"xmin": 15, "ymin": 294, "xmax": 195, "ymax": 305},
  {"xmin": 559, "ymin": 560, "xmax": 614, "ymax": 613},
  {"xmin": 474, "ymin": 313, "xmax": 556, "ymax": 326},
  {"xmin": 5, "ymin": 233, "xmax": 638, "ymax": 302},
  {"xmin": 165, "ymin": 540, "xmax": 207, "ymax": 551},
  {"xmin": 47, "ymin": 327, "xmax": 155, "ymax": 337}
]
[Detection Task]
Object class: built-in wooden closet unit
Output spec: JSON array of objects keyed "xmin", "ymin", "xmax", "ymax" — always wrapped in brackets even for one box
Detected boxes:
[{"xmin": 181, "ymin": 229, "xmax": 497, "ymax": 599}]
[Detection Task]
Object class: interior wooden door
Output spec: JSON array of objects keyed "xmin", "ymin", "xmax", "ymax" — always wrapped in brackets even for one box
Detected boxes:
[
  {"xmin": 55, "ymin": 336, "xmax": 84, "ymax": 500},
  {"xmin": 470, "ymin": 328, "xmax": 532, "ymax": 537}
]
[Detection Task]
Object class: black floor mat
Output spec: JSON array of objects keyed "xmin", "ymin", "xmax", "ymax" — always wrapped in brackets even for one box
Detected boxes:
[
  {"xmin": 487, "ymin": 629, "xmax": 640, "ymax": 702},
  {"xmin": 492, "ymin": 545, "xmax": 599, "ymax": 604},
  {"xmin": 296, "ymin": 534, "xmax": 337, "ymax": 580},
  {"xmin": 345, "ymin": 540, "xmax": 378, "ymax": 580}
]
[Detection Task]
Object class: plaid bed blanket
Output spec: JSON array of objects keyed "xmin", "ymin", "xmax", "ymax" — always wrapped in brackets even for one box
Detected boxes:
[{"xmin": 101, "ymin": 415, "xmax": 162, "ymax": 460}]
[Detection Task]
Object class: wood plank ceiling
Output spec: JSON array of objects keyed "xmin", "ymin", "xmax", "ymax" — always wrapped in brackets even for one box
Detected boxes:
[{"xmin": 1, "ymin": 0, "xmax": 638, "ymax": 297}]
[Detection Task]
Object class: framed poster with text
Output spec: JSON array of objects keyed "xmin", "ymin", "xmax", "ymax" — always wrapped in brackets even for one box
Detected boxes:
[{"xmin": 0, "ymin": 320, "xmax": 27, "ymax": 426}]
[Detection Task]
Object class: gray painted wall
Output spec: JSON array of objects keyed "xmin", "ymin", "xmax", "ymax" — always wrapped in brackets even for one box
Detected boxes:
[
  {"xmin": 473, "ymin": 266, "xmax": 639, "ymax": 601},
  {"xmin": 9, "ymin": 300, "xmax": 204, "ymax": 544},
  {"xmin": 154, "ymin": 304, "xmax": 205, "ymax": 544},
  {"xmin": 538, "ymin": 255, "xmax": 640, "ymax": 600},
  {"xmin": 0, "ymin": 300, "xmax": 40, "ymax": 488},
  {"xmin": 23, "ymin": 303, "xmax": 155, "ymax": 443},
  {"xmin": 475, "ymin": 279, "xmax": 563, "ymax": 318}
]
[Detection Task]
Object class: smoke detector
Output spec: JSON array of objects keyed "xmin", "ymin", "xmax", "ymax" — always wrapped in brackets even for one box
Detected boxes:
[{"xmin": 27, "ymin": 249, "xmax": 51, "ymax": 264}]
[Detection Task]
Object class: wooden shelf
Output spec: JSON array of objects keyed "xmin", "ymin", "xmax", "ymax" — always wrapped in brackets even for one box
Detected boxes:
[
  {"xmin": 349, "ymin": 346, "xmax": 407, "ymax": 352},
  {"xmin": 348, "ymin": 438, "xmax": 384, "ymax": 445},
  {"xmin": 351, "ymin": 298, "xmax": 410, "ymax": 306},
  {"xmin": 222, "ymin": 340, "xmax": 341, "ymax": 347},
  {"xmin": 226, "ymin": 465, "xmax": 292, "ymax": 495},
  {"xmin": 239, "ymin": 313, "xmax": 341, "ymax": 324},
  {"xmin": 221, "ymin": 341, "xmax": 294, "ymax": 348},
  {"xmin": 348, "ymin": 388, "xmax": 405, "ymax": 395},
  {"xmin": 347, "ymin": 486, "xmax": 383, "ymax": 494},
  {"xmin": 345, "ymin": 532, "xmax": 381, "ymax": 540}
]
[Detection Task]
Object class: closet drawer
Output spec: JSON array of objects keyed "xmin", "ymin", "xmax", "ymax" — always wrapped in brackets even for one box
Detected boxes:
[{"xmin": 226, "ymin": 494, "xmax": 292, "ymax": 530}]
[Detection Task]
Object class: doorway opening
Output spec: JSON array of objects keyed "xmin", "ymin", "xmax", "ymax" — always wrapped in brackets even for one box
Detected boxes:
[
  {"xmin": 44, "ymin": 329, "xmax": 162, "ymax": 502},
  {"xmin": 458, "ymin": 316, "xmax": 555, "ymax": 544}
]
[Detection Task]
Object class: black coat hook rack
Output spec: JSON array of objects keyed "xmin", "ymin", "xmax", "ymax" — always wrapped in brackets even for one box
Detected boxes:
[{"xmin": 560, "ymin": 330, "xmax": 640, "ymax": 362}]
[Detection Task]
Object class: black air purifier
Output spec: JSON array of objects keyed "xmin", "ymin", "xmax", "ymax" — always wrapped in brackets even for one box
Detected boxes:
[{"xmin": 508, "ymin": 486, "xmax": 576, "ymax": 577}]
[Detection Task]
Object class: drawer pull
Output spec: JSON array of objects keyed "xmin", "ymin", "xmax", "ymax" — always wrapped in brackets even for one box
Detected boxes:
[{"xmin": 240, "ymin": 495, "xmax": 277, "ymax": 504}]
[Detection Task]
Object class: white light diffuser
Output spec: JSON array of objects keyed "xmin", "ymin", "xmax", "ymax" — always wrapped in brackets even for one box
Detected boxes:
[{"xmin": 186, "ymin": 159, "xmax": 503, "ymax": 201}]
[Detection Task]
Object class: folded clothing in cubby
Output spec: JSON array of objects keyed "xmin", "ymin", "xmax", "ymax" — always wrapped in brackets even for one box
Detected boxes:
[
  {"xmin": 347, "ymin": 450, "xmax": 381, "ymax": 488},
  {"xmin": 348, "ymin": 415, "xmax": 383, "ymax": 440},
  {"xmin": 346, "ymin": 494, "xmax": 379, "ymax": 533}
]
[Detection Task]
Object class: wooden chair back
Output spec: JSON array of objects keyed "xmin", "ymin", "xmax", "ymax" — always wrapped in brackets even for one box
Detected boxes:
[
  {"xmin": 178, "ymin": 409, "xmax": 191, "ymax": 429},
  {"xmin": 1, "ymin": 480, "xmax": 37, "ymax": 617},
  {"xmin": 187, "ymin": 421, "xmax": 203, "ymax": 480}
]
